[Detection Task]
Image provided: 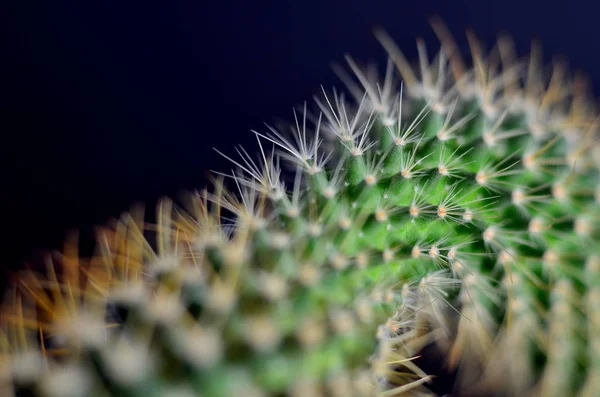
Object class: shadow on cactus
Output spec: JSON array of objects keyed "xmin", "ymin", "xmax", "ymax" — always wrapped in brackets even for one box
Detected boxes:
[{"xmin": 2, "ymin": 16, "xmax": 600, "ymax": 397}]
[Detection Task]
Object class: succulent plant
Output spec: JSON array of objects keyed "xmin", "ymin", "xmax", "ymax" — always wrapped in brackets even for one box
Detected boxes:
[{"xmin": 2, "ymin": 17, "xmax": 600, "ymax": 397}]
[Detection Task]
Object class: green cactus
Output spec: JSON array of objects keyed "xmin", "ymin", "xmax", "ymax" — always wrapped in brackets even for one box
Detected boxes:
[{"xmin": 2, "ymin": 18, "xmax": 600, "ymax": 397}]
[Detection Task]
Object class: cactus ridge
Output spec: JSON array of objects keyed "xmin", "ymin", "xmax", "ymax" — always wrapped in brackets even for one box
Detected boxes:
[{"xmin": 2, "ymin": 19, "xmax": 600, "ymax": 397}]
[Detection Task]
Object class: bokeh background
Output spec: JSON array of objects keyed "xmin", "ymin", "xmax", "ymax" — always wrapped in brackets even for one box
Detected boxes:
[{"xmin": 2, "ymin": 0, "xmax": 599, "ymax": 283}]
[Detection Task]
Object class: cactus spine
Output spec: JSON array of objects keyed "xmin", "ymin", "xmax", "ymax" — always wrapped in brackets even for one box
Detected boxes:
[{"xmin": 2, "ymin": 19, "xmax": 600, "ymax": 397}]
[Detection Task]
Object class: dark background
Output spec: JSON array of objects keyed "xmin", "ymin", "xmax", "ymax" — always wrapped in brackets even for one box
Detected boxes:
[{"xmin": 1, "ymin": 0, "xmax": 599, "ymax": 277}]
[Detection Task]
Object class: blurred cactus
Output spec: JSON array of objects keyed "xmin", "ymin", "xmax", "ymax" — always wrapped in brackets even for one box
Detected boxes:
[{"xmin": 2, "ymin": 18, "xmax": 600, "ymax": 397}]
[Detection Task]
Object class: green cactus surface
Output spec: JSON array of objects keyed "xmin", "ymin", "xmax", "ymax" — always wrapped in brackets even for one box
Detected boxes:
[{"xmin": 2, "ymin": 19, "xmax": 600, "ymax": 397}]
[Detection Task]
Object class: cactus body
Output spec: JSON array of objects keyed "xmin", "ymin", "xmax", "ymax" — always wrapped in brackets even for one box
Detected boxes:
[{"xmin": 2, "ymin": 20, "xmax": 600, "ymax": 397}]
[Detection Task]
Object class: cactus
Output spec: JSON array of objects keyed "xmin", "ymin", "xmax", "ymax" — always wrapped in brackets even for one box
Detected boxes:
[{"xmin": 2, "ymin": 18, "xmax": 600, "ymax": 397}]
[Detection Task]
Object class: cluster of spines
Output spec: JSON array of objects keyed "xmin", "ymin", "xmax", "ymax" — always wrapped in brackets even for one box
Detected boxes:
[{"xmin": 1, "ymin": 18, "xmax": 600, "ymax": 397}]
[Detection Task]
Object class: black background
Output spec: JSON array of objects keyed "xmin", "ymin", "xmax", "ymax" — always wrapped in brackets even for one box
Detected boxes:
[{"xmin": 2, "ymin": 0, "xmax": 599, "ymax": 277}]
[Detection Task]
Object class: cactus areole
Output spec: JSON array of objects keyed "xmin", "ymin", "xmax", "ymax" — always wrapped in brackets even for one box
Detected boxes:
[{"xmin": 2, "ymin": 18, "xmax": 600, "ymax": 397}]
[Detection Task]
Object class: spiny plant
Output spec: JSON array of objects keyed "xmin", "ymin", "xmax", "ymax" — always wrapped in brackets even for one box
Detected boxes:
[{"xmin": 2, "ymin": 17, "xmax": 600, "ymax": 397}]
